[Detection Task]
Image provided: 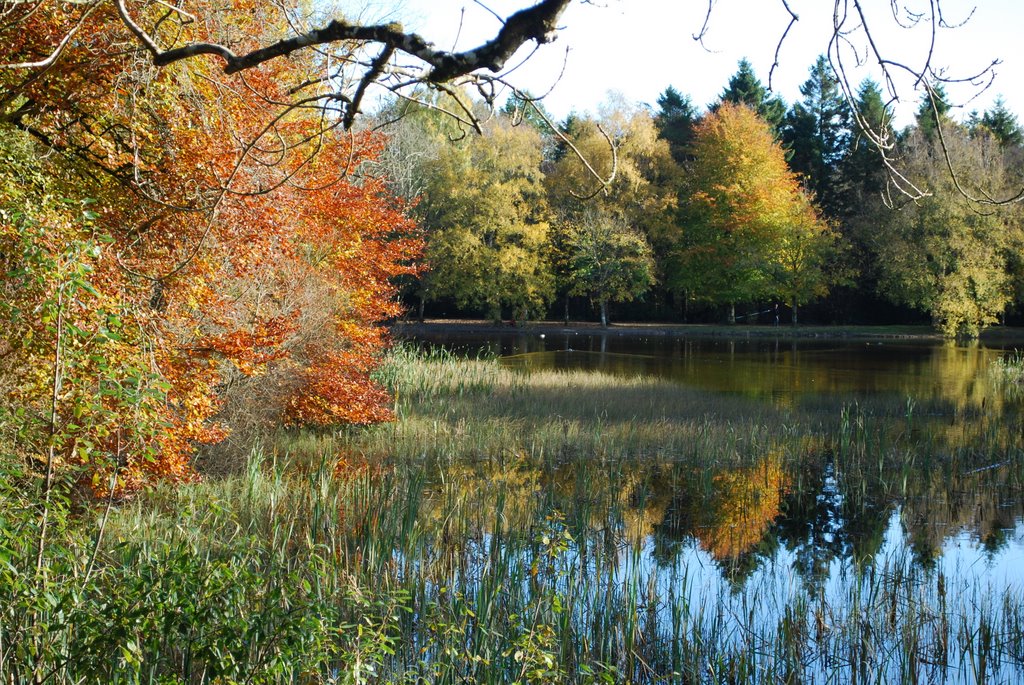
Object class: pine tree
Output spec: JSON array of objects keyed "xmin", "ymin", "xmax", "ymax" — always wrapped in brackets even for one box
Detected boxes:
[
  {"xmin": 915, "ymin": 83, "xmax": 952, "ymax": 139},
  {"xmin": 825, "ymin": 79, "xmax": 896, "ymax": 323},
  {"xmin": 654, "ymin": 86, "xmax": 699, "ymax": 164},
  {"xmin": 782, "ymin": 56, "xmax": 852, "ymax": 218},
  {"xmin": 979, "ymin": 97, "xmax": 1023, "ymax": 147},
  {"xmin": 843, "ymin": 79, "xmax": 895, "ymax": 203},
  {"xmin": 715, "ymin": 59, "xmax": 786, "ymax": 133}
]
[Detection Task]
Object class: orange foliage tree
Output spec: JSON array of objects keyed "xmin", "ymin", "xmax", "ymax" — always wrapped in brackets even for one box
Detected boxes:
[
  {"xmin": 666, "ymin": 103, "xmax": 835, "ymax": 323},
  {"xmin": 0, "ymin": 0, "xmax": 421, "ymax": 492}
]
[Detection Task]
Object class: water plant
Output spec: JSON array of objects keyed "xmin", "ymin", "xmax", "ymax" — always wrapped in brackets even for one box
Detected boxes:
[{"xmin": 3, "ymin": 344, "xmax": 1023, "ymax": 683}]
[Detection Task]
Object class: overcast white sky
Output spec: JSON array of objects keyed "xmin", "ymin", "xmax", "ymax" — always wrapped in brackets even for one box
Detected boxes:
[{"xmin": 357, "ymin": 0, "xmax": 1023, "ymax": 127}]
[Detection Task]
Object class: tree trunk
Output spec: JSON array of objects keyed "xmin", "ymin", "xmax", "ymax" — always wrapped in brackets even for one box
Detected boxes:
[
  {"xmin": 727, "ymin": 302, "xmax": 736, "ymax": 325},
  {"xmin": 564, "ymin": 294, "xmax": 570, "ymax": 325},
  {"xmin": 600, "ymin": 299, "xmax": 609, "ymax": 328},
  {"xmin": 791, "ymin": 301, "xmax": 798, "ymax": 326},
  {"xmin": 417, "ymin": 292, "xmax": 426, "ymax": 323}
]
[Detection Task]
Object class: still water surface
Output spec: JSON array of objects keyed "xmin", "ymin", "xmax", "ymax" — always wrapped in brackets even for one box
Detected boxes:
[
  {"xmin": 408, "ymin": 330, "xmax": 1022, "ymax": 560},
  {"xmin": 402, "ymin": 330, "xmax": 1024, "ymax": 680},
  {"xmin": 416, "ymin": 330, "xmax": 1009, "ymax": 405}
]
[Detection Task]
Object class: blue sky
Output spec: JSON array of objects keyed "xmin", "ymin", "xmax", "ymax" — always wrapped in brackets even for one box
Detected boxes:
[{"xmin": 366, "ymin": 0, "xmax": 1022, "ymax": 127}]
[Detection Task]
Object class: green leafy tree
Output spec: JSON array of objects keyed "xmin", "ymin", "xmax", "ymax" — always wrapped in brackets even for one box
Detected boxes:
[
  {"xmin": 769, "ymin": 196, "xmax": 843, "ymax": 324},
  {"xmin": 871, "ymin": 126, "xmax": 1019, "ymax": 337},
  {"xmin": 564, "ymin": 209, "xmax": 656, "ymax": 327},
  {"xmin": 420, "ymin": 117, "xmax": 554, "ymax": 322}
]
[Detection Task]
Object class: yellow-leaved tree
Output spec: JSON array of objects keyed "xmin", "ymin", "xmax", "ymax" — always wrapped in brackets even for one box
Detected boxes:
[
  {"xmin": 868, "ymin": 125, "xmax": 1021, "ymax": 338},
  {"xmin": 545, "ymin": 96, "xmax": 676, "ymax": 323},
  {"xmin": 418, "ymin": 116, "xmax": 554, "ymax": 322}
]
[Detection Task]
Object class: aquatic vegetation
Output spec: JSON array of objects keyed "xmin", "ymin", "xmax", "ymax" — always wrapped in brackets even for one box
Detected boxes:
[
  {"xmin": 991, "ymin": 350, "xmax": 1024, "ymax": 398},
  {"xmin": 4, "ymin": 343, "xmax": 1024, "ymax": 683}
]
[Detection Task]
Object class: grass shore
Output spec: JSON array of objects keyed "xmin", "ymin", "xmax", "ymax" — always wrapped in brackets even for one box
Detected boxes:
[{"xmin": 393, "ymin": 319, "xmax": 1004, "ymax": 341}]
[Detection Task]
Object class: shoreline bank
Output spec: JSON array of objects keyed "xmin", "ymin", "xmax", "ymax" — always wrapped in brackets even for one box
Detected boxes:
[{"xmin": 392, "ymin": 319, "xmax": 1024, "ymax": 342}]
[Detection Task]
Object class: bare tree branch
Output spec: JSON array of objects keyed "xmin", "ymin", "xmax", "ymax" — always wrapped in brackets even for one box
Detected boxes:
[
  {"xmin": 922, "ymin": 79, "xmax": 1024, "ymax": 206},
  {"xmin": 767, "ymin": 0, "xmax": 799, "ymax": 92}
]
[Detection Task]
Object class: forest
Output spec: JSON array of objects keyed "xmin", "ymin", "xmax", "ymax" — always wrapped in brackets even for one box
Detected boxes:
[
  {"xmin": 400, "ymin": 58, "xmax": 1024, "ymax": 337},
  {"xmin": 3, "ymin": 0, "xmax": 1022, "ymax": 487}
]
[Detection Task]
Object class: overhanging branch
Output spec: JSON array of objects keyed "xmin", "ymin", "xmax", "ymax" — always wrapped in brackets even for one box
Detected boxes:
[{"xmin": 114, "ymin": 0, "xmax": 571, "ymax": 84}]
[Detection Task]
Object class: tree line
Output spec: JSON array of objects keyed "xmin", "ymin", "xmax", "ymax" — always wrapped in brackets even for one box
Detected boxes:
[{"xmin": 390, "ymin": 57, "xmax": 1024, "ymax": 339}]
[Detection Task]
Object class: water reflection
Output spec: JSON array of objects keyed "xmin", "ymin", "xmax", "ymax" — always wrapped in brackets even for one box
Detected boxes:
[
  {"xmin": 414, "ymin": 449, "xmax": 1024, "ymax": 589},
  {"xmin": 410, "ymin": 331, "xmax": 1010, "ymax": 411},
  {"xmin": 402, "ymin": 446, "xmax": 1024, "ymax": 680},
  {"xmin": 387, "ymin": 331, "xmax": 1024, "ymax": 679},
  {"xmin": 402, "ymin": 332, "xmax": 1024, "ymax": 579}
]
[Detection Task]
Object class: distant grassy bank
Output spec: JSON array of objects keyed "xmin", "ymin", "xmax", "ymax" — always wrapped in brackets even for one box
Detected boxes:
[{"xmin": 394, "ymin": 319, "xmax": 1024, "ymax": 341}]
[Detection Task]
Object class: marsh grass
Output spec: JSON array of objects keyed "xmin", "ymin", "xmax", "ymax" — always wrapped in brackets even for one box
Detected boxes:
[
  {"xmin": 990, "ymin": 350, "xmax": 1024, "ymax": 398},
  {"xmin": 346, "ymin": 343, "xmax": 790, "ymax": 469},
  {"xmin": 4, "ymin": 345, "xmax": 1024, "ymax": 683}
]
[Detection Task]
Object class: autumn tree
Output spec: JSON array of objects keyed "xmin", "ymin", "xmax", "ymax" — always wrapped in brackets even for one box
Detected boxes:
[
  {"xmin": 1, "ymin": 0, "xmax": 576, "ymax": 126},
  {"xmin": 0, "ymin": 129, "xmax": 176, "ymax": 494},
  {"xmin": 667, "ymin": 103, "xmax": 833, "ymax": 323},
  {"xmin": 418, "ymin": 115, "xmax": 554, "ymax": 322},
  {"xmin": 547, "ymin": 95, "xmax": 678, "ymax": 221},
  {"xmin": 3, "ymin": 0, "xmax": 1013, "ymax": 220},
  {"xmin": 544, "ymin": 96, "xmax": 678, "ymax": 318},
  {"xmin": 1, "ymin": 0, "xmax": 422, "ymax": 488}
]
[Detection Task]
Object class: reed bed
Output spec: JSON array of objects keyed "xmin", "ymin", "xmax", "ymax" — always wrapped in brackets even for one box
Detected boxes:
[
  {"xmin": 3, "ymin": 345, "xmax": 1023, "ymax": 683},
  {"xmin": 990, "ymin": 350, "xmax": 1024, "ymax": 398}
]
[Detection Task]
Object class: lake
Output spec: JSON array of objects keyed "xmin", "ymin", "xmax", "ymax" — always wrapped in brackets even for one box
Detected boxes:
[
  {"xmin": 411, "ymin": 329, "xmax": 1009, "ymax": 404},
  {"xmin": 388, "ymin": 329, "xmax": 1024, "ymax": 682}
]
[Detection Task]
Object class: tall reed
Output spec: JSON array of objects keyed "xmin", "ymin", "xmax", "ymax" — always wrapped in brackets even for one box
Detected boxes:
[{"xmin": 4, "ymin": 345, "xmax": 1023, "ymax": 683}]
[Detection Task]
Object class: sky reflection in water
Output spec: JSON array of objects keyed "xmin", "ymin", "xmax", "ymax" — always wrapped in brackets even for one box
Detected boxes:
[{"xmin": 407, "ymin": 331, "xmax": 1024, "ymax": 585}]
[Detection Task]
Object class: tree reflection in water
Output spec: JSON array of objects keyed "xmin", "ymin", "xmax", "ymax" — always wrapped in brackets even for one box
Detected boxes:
[
  {"xmin": 337, "ymin": 335, "xmax": 1024, "ymax": 680},
  {"xmin": 402, "ymin": 331, "xmax": 1024, "ymax": 588}
]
